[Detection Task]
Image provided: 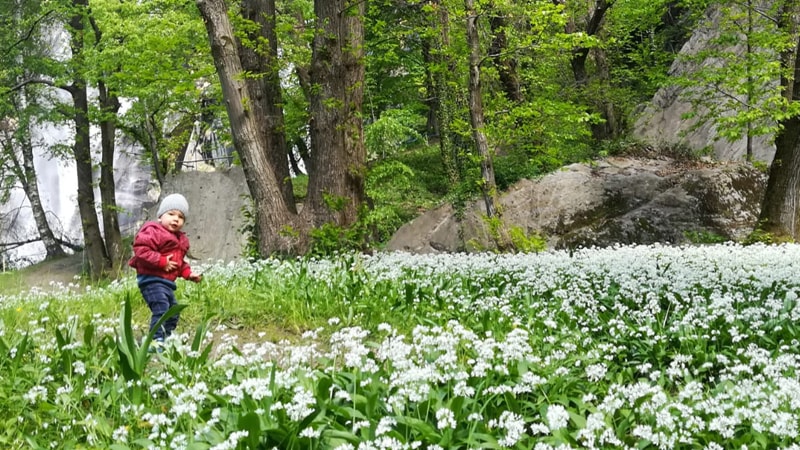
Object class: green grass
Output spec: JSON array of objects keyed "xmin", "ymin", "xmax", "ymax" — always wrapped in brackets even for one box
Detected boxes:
[{"xmin": 0, "ymin": 270, "xmax": 25, "ymax": 295}]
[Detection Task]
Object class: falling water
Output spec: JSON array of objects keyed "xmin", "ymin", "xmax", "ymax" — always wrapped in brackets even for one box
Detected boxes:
[{"xmin": 0, "ymin": 120, "xmax": 155, "ymax": 269}]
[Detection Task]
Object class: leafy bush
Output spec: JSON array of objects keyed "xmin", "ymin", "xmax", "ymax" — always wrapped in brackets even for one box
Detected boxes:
[{"xmin": 365, "ymin": 109, "xmax": 424, "ymax": 161}]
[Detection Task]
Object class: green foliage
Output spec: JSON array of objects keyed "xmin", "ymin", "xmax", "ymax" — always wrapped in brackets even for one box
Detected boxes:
[
  {"xmin": 5, "ymin": 246, "xmax": 800, "ymax": 448},
  {"xmin": 292, "ymin": 174, "xmax": 309, "ymax": 201},
  {"xmin": 239, "ymin": 196, "xmax": 261, "ymax": 259},
  {"xmin": 366, "ymin": 159, "xmax": 438, "ymax": 243},
  {"xmin": 675, "ymin": 0, "xmax": 800, "ymax": 148},
  {"xmin": 507, "ymin": 226, "xmax": 548, "ymax": 253},
  {"xmin": 604, "ymin": 0, "xmax": 687, "ymax": 97},
  {"xmin": 483, "ymin": 94, "xmax": 597, "ymax": 181},
  {"xmin": 115, "ymin": 295, "xmax": 186, "ymax": 386},
  {"xmin": 492, "ymin": 150, "xmax": 542, "ymax": 191},
  {"xmin": 471, "ymin": 215, "xmax": 548, "ymax": 253},
  {"xmin": 742, "ymin": 227, "xmax": 794, "ymax": 245},
  {"xmin": 309, "ymin": 222, "xmax": 367, "ymax": 257},
  {"xmin": 365, "ymin": 109, "xmax": 425, "ymax": 161},
  {"xmin": 393, "ymin": 144, "xmax": 450, "ymax": 196},
  {"xmin": 683, "ymin": 229, "xmax": 727, "ymax": 244}
]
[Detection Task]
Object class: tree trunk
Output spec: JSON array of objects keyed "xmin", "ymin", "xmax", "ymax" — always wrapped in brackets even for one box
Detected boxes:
[
  {"xmin": 489, "ymin": 15, "xmax": 522, "ymax": 104},
  {"xmin": 465, "ymin": 0, "xmax": 497, "ymax": 218},
  {"xmin": 97, "ymin": 80, "xmax": 124, "ymax": 275},
  {"xmin": 590, "ymin": 48, "xmax": 623, "ymax": 140},
  {"xmin": 428, "ymin": 0, "xmax": 461, "ymax": 187},
  {"xmin": 2, "ymin": 104, "xmax": 66, "ymax": 259},
  {"xmin": 291, "ymin": 136, "xmax": 309, "ymax": 176},
  {"xmin": 239, "ymin": 0, "xmax": 296, "ymax": 212},
  {"xmin": 68, "ymin": 0, "xmax": 110, "ymax": 280},
  {"xmin": 304, "ymin": 0, "xmax": 367, "ymax": 228},
  {"xmin": 569, "ymin": 0, "xmax": 610, "ymax": 88},
  {"xmin": 759, "ymin": 13, "xmax": 800, "ymax": 239},
  {"xmin": 421, "ymin": 41, "xmax": 440, "ymax": 138},
  {"xmin": 168, "ymin": 115, "xmax": 195, "ymax": 172},
  {"xmin": 759, "ymin": 115, "xmax": 800, "ymax": 238},
  {"xmin": 196, "ymin": 0, "xmax": 305, "ymax": 255}
]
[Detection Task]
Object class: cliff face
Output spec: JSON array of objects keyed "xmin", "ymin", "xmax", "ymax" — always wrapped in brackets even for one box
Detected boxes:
[
  {"xmin": 632, "ymin": 8, "xmax": 775, "ymax": 164},
  {"xmin": 386, "ymin": 157, "xmax": 766, "ymax": 253}
]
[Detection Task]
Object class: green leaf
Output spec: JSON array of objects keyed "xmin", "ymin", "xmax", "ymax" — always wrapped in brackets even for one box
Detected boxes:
[
  {"xmin": 394, "ymin": 415, "xmax": 439, "ymax": 442},
  {"xmin": 238, "ymin": 412, "xmax": 262, "ymax": 448}
]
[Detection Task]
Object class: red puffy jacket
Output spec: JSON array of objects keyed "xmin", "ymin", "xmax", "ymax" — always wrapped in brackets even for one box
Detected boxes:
[{"xmin": 128, "ymin": 222, "xmax": 192, "ymax": 281}]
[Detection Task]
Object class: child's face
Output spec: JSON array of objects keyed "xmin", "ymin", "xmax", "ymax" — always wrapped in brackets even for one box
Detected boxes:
[{"xmin": 159, "ymin": 210, "xmax": 185, "ymax": 232}]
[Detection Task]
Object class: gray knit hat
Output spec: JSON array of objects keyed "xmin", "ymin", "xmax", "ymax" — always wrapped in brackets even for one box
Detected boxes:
[{"xmin": 157, "ymin": 193, "xmax": 189, "ymax": 219}]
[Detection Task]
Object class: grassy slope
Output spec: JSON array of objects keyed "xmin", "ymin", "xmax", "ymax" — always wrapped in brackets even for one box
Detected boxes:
[{"xmin": 0, "ymin": 253, "xmax": 84, "ymax": 295}]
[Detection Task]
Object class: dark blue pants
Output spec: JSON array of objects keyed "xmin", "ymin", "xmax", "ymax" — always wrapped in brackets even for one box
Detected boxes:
[{"xmin": 140, "ymin": 282, "xmax": 179, "ymax": 342}]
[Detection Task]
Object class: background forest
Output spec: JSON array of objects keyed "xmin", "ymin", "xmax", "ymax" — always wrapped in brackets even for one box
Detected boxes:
[{"xmin": 1, "ymin": 0, "xmax": 799, "ymax": 278}]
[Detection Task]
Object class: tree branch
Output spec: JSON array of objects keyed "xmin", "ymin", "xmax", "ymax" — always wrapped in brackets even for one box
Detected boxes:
[
  {"xmin": 1, "ymin": 77, "xmax": 65, "ymax": 96},
  {"xmin": 1, "ymin": 10, "xmax": 56, "ymax": 59}
]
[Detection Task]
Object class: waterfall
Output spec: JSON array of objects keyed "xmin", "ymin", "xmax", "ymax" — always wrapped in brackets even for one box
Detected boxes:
[{"xmin": 0, "ymin": 120, "xmax": 155, "ymax": 269}]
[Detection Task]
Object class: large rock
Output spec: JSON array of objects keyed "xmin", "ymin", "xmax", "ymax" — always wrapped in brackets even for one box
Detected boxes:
[
  {"xmin": 151, "ymin": 167, "xmax": 250, "ymax": 262},
  {"xmin": 386, "ymin": 157, "xmax": 766, "ymax": 252}
]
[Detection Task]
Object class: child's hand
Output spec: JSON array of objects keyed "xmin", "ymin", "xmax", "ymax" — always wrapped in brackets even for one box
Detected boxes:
[
  {"xmin": 164, "ymin": 255, "xmax": 178, "ymax": 272},
  {"xmin": 187, "ymin": 273, "xmax": 202, "ymax": 283}
]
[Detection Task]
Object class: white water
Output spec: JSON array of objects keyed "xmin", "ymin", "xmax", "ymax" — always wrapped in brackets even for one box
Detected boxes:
[{"xmin": 1, "ymin": 119, "xmax": 156, "ymax": 269}]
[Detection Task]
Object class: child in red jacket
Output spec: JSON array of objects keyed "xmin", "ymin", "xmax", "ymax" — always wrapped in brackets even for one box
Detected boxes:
[{"xmin": 129, "ymin": 193, "xmax": 202, "ymax": 344}]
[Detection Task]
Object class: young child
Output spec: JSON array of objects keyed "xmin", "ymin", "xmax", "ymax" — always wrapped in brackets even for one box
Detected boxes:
[{"xmin": 128, "ymin": 193, "xmax": 202, "ymax": 344}]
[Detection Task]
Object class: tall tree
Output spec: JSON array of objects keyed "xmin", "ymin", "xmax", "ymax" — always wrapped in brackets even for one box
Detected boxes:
[
  {"xmin": 64, "ymin": 0, "xmax": 111, "ymax": 279},
  {"xmin": 305, "ymin": 0, "xmax": 367, "ymax": 228},
  {"xmin": 427, "ymin": 0, "xmax": 465, "ymax": 186},
  {"xmin": 237, "ymin": 0, "xmax": 295, "ymax": 212},
  {"xmin": 758, "ymin": 0, "xmax": 800, "ymax": 238},
  {"xmin": 488, "ymin": 14, "xmax": 522, "ymax": 104},
  {"xmin": 464, "ymin": 0, "xmax": 498, "ymax": 218},
  {"xmin": 196, "ymin": 0, "xmax": 304, "ymax": 254},
  {"xmin": 0, "ymin": 100, "xmax": 67, "ymax": 259},
  {"xmin": 0, "ymin": 0, "xmax": 67, "ymax": 260},
  {"xmin": 90, "ymin": 13, "xmax": 124, "ymax": 275},
  {"xmin": 679, "ymin": 0, "xmax": 787, "ymax": 161},
  {"xmin": 196, "ymin": 0, "xmax": 368, "ymax": 254}
]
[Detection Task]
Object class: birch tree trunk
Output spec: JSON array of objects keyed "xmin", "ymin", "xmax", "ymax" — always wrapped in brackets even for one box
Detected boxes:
[{"xmin": 1, "ymin": 110, "xmax": 66, "ymax": 259}]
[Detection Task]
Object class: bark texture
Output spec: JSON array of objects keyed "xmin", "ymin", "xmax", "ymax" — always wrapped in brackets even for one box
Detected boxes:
[
  {"xmin": 465, "ymin": 0, "xmax": 497, "ymax": 218},
  {"xmin": 759, "ymin": 15, "xmax": 800, "ymax": 239},
  {"xmin": 2, "ymin": 108, "xmax": 66, "ymax": 259},
  {"xmin": 197, "ymin": 0, "xmax": 304, "ymax": 255},
  {"xmin": 68, "ymin": 0, "xmax": 110, "ymax": 279},
  {"xmin": 97, "ymin": 80, "xmax": 124, "ymax": 275},
  {"xmin": 305, "ymin": 0, "xmax": 367, "ymax": 228},
  {"xmin": 238, "ymin": 0, "xmax": 295, "ymax": 212}
]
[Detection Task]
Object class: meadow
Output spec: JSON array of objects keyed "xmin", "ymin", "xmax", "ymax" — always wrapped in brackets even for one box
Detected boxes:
[{"xmin": 1, "ymin": 243, "xmax": 800, "ymax": 449}]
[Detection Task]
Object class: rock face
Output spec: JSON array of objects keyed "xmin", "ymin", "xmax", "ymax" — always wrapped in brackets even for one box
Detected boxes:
[
  {"xmin": 149, "ymin": 167, "xmax": 250, "ymax": 263},
  {"xmin": 386, "ymin": 157, "xmax": 766, "ymax": 253},
  {"xmin": 632, "ymin": 8, "xmax": 775, "ymax": 163}
]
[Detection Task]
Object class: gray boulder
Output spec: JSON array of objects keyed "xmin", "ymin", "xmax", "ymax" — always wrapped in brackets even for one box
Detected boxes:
[
  {"xmin": 386, "ymin": 156, "xmax": 766, "ymax": 252},
  {"xmin": 151, "ymin": 167, "xmax": 250, "ymax": 262}
]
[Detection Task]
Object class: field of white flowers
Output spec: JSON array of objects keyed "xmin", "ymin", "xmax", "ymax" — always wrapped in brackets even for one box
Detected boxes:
[{"xmin": 1, "ymin": 243, "xmax": 800, "ymax": 449}]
